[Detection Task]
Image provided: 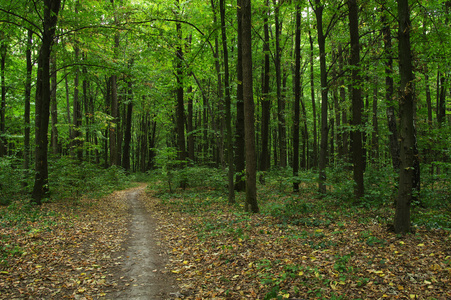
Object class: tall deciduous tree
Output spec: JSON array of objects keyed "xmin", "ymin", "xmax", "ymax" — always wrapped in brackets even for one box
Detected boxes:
[
  {"xmin": 348, "ymin": 0, "xmax": 364, "ymax": 200},
  {"xmin": 293, "ymin": 2, "xmax": 301, "ymax": 192},
  {"xmin": 395, "ymin": 0, "xmax": 417, "ymax": 234},
  {"xmin": 242, "ymin": 0, "xmax": 258, "ymax": 213},
  {"xmin": 220, "ymin": 0, "xmax": 235, "ymax": 204},
  {"xmin": 312, "ymin": 0, "xmax": 328, "ymax": 194},
  {"xmin": 235, "ymin": 0, "xmax": 246, "ymax": 192},
  {"xmin": 32, "ymin": 0, "xmax": 62, "ymax": 204}
]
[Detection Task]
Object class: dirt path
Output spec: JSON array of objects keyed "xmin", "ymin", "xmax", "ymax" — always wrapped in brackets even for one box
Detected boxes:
[{"xmin": 109, "ymin": 185, "xmax": 178, "ymax": 299}]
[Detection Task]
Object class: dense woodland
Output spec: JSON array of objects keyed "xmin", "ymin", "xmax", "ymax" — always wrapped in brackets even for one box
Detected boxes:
[{"xmin": 0, "ymin": 0, "xmax": 450, "ymax": 235}]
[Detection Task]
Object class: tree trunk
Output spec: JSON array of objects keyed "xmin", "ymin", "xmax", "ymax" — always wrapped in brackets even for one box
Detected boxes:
[
  {"xmin": 274, "ymin": 0, "xmax": 286, "ymax": 168},
  {"xmin": 23, "ymin": 29, "xmax": 32, "ymax": 172},
  {"xmin": 220, "ymin": 0, "xmax": 235, "ymax": 204},
  {"xmin": 122, "ymin": 78, "xmax": 133, "ymax": 172},
  {"xmin": 382, "ymin": 9, "xmax": 400, "ymax": 172},
  {"xmin": 187, "ymin": 86, "xmax": 195, "ymax": 161},
  {"xmin": 32, "ymin": 0, "xmax": 62, "ymax": 204},
  {"xmin": 175, "ymin": 1, "xmax": 187, "ymax": 188},
  {"xmin": 242, "ymin": 0, "xmax": 259, "ymax": 213},
  {"xmin": 395, "ymin": 0, "xmax": 416, "ymax": 234},
  {"xmin": 308, "ymin": 29, "xmax": 318, "ymax": 169},
  {"xmin": 313, "ymin": 0, "xmax": 328, "ymax": 194},
  {"xmin": 0, "ymin": 32, "xmax": 6, "ymax": 157},
  {"xmin": 293, "ymin": 3, "xmax": 301, "ymax": 192},
  {"xmin": 348, "ymin": 0, "xmax": 364, "ymax": 200},
  {"xmin": 235, "ymin": 0, "xmax": 246, "ymax": 192},
  {"xmin": 50, "ymin": 51, "xmax": 59, "ymax": 155},
  {"xmin": 260, "ymin": 0, "xmax": 271, "ymax": 173}
]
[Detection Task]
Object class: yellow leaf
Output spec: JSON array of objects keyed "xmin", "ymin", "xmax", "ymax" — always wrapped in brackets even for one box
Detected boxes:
[
  {"xmin": 183, "ymin": 260, "xmax": 188, "ymax": 264},
  {"xmin": 410, "ymin": 294, "xmax": 417, "ymax": 299},
  {"xmin": 282, "ymin": 293, "xmax": 290, "ymax": 298},
  {"xmin": 399, "ymin": 241, "xmax": 405, "ymax": 245},
  {"xmin": 424, "ymin": 280, "xmax": 431, "ymax": 285},
  {"xmin": 417, "ymin": 243, "xmax": 425, "ymax": 247},
  {"xmin": 398, "ymin": 285, "xmax": 404, "ymax": 290},
  {"xmin": 298, "ymin": 271, "xmax": 304, "ymax": 276}
]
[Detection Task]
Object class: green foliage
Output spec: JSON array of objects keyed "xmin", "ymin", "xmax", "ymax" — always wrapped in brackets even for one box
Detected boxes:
[
  {"xmin": 0, "ymin": 156, "xmax": 30, "ymax": 206},
  {"xmin": 48, "ymin": 156, "xmax": 131, "ymax": 201}
]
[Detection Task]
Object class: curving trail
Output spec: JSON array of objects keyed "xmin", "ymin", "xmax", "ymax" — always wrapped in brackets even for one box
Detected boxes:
[{"xmin": 110, "ymin": 185, "xmax": 177, "ymax": 300}]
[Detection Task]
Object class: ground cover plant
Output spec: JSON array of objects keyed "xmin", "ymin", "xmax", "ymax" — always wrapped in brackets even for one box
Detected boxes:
[{"xmin": 145, "ymin": 166, "xmax": 451, "ymax": 299}]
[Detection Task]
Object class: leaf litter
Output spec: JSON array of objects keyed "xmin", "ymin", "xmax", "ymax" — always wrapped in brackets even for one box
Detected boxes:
[{"xmin": 1, "ymin": 183, "xmax": 450, "ymax": 300}]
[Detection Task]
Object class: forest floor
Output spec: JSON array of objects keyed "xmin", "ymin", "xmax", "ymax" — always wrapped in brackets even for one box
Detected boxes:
[{"xmin": 1, "ymin": 183, "xmax": 450, "ymax": 299}]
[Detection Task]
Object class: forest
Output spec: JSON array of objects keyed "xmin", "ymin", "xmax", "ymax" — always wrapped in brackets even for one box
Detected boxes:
[{"xmin": 0, "ymin": 0, "xmax": 450, "ymax": 298}]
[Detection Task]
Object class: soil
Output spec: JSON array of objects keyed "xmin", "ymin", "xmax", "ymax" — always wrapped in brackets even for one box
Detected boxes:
[{"xmin": 108, "ymin": 185, "xmax": 179, "ymax": 300}]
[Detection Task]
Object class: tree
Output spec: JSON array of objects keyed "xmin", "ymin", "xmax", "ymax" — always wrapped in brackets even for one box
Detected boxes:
[
  {"xmin": 312, "ymin": 0, "xmax": 329, "ymax": 194},
  {"xmin": 235, "ymin": 0, "xmax": 246, "ymax": 192},
  {"xmin": 293, "ymin": 2, "xmax": 301, "ymax": 192},
  {"xmin": 348, "ymin": 0, "xmax": 364, "ymax": 200},
  {"xmin": 32, "ymin": 0, "xmax": 62, "ymax": 204},
  {"xmin": 242, "ymin": 0, "xmax": 259, "ymax": 213},
  {"xmin": 395, "ymin": 0, "xmax": 417, "ymax": 234},
  {"xmin": 220, "ymin": 0, "xmax": 235, "ymax": 204}
]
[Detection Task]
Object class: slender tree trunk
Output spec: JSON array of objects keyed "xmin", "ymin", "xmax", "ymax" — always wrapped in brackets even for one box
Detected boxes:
[
  {"xmin": 0, "ymin": 33, "xmax": 6, "ymax": 157},
  {"xmin": 242, "ymin": 0, "xmax": 259, "ymax": 213},
  {"xmin": 235, "ymin": 0, "xmax": 246, "ymax": 192},
  {"xmin": 122, "ymin": 78, "xmax": 133, "ymax": 172},
  {"xmin": 308, "ymin": 29, "xmax": 318, "ymax": 168},
  {"xmin": 260, "ymin": 0, "xmax": 271, "ymax": 173},
  {"xmin": 338, "ymin": 44, "xmax": 348, "ymax": 162},
  {"xmin": 382, "ymin": 10, "xmax": 400, "ymax": 172},
  {"xmin": 220, "ymin": 0, "xmax": 235, "ymax": 203},
  {"xmin": 50, "ymin": 52, "xmax": 59, "ymax": 155},
  {"xmin": 187, "ymin": 86, "xmax": 195, "ymax": 161},
  {"xmin": 293, "ymin": 3, "xmax": 301, "ymax": 192},
  {"xmin": 32, "ymin": 0, "xmax": 62, "ymax": 204},
  {"xmin": 274, "ymin": 0, "xmax": 286, "ymax": 168},
  {"xmin": 72, "ymin": 44, "xmax": 83, "ymax": 160},
  {"xmin": 395, "ymin": 0, "xmax": 417, "ymax": 234},
  {"xmin": 176, "ymin": 0, "xmax": 187, "ymax": 188},
  {"xmin": 23, "ymin": 29, "xmax": 32, "ymax": 172},
  {"xmin": 313, "ymin": 0, "xmax": 328, "ymax": 194},
  {"xmin": 348, "ymin": 0, "xmax": 364, "ymax": 200}
]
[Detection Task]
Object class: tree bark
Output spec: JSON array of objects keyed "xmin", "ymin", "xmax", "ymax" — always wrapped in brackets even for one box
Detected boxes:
[
  {"xmin": 0, "ymin": 32, "xmax": 6, "ymax": 157},
  {"xmin": 348, "ymin": 0, "xmax": 364, "ymax": 200},
  {"xmin": 275, "ymin": 1, "xmax": 286, "ymax": 168},
  {"xmin": 220, "ymin": 0, "xmax": 235, "ymax": 204},
  {"xmin": 122, "ymin": 77, "xmax": 133, "ymax": 172},
  {"xmin": 293, "ymin": 3, "xmax": 301, "ymax": 192},
  {"xmin": 395, "ymin": 0, "xmax": 416, "ymax": 234},
  {"xmin": 32, "ymin": 0, "xmax": 62, "ymax": 204},
  {"xmin": 242, "ymin": 0, "xmax": 259, "ymax": 213},
  {"xmin": 235, "ymin": 0, "xmax": 246, "ymax": 192},
  {"xmin": 50, "ymin": 51, "xmax": 59, "ymax": 155},
  {"xmin": 308, "ymin": 29, "xmax": 318, "ymax": 168},
  {"xmin": 313, "ymin": 0, "xmax": 328, "ymax": 194},
  {"xmin": 23, "ymin": 29, "xmax": 32, "ymax": 171},
  {"xmin": 382, "ymin": 9, "xmax": 400, "ymax": 172},
  {"xmin": 260, "ymin": 0, "xmax": 271, "ymax": 173}
]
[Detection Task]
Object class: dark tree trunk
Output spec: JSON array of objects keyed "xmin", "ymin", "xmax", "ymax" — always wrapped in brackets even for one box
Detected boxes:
[
  {"xmin": 235, "ymin": 0, "xmax": 246, "ymax": 192},
  {"xmin": 274, "ymin": 0, "xmax": 286, "ymax": 168},
  {"xmin": 73, "ymin": 44, "xmax": 83, "ymax": 161},
  {"xmin": 348, "ymin": 0, "xmax": 364, "ymax": 200},
  {"xmin": 0, "ymin": 33, "xmax": 6, "ymax": 157},
  {"xmin": 293, "ymin": 3, "xmax": 301, "ymax": 192},
  {"xmin": 187, "ymin": 86, "xmax": 195, "ymax": 161},
  {"xmin": 32, "ymin": 0, "xmax": 62, "ymax": 204},
  {"xmin": 395, "ymin": 0, "xmax": 417, "ymax": 234},
  {"xmin": 382, "ymin": 9, "xmax": 400, "ymax": 172},
  {"xmin": 308, "ymin": 29, "xmax": 318, "ymax": 168},
  {"xmin": 50, "ymin": 52, "xmax": 59, "ymax": 155},
  {"xmin": 338, "ymin": 44, "xmax": 348, "ymax": 162},
  {"xmin": 220, "ymin": 0, "xmax": 235, "ymax": 203},
  {"xmin": 23, "ymin": 29, "xmax": 32, "ymax": 171},
  {"xmin": 122, "ymin": 79, "xmax": 133, "ymax": 172},
  {"xmin": 260, "ymin": 0, "xmax": 271, "ymax": 173},
  {"xmin": 313, "ymin": 0, "xmax": 328, "ymax": 194},
  {"xmin": 175, "ymin": 2, "xmax": 187, "ymax": 188},
  {"xmin": 242, "ymin": 0, "xmax": 259, "ymax": 213}
]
